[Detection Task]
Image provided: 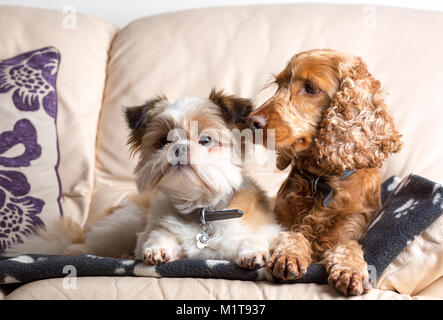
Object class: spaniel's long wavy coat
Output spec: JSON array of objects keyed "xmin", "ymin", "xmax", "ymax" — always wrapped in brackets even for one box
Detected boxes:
[{"xmin": 247, "ymin": 49, "xmax": 402, "ymax": 295}]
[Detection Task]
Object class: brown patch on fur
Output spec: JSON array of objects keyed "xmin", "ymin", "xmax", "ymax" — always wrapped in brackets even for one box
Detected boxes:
[
  {"xmin": 103, "ymin": 205, "xmax": 122, "ymax": 217},
  {"xmin": 209, "ymin": 88, "xmax": 254, "ymax": 130},
  {"xmin": 228, "ymin": 178, "xmax": 276, "ymax": 232},
  {"xmin": 125, "ymin": 95, "xmax": 168, "ymax": 155},
  {"xmin": 248, "ymin": 49, "xmax": 401, "ymax": 295},
  {"xmin": 42, "ymin": 219, "xmax": 86, "ymax": 244},
  {"xmin": 276, "ymin": 149, "xmax": 293, "ymax": 170},
  {"xmin": 64, "ymin": 219, "xmax": 86, "ymax": 244},
  {"xmin": 209, "ymin": 89, "xmax": 256, "ymax": 165},
  {"xmin": 128, "ymin": 192, "xmax": 151, "ymax": 213}
]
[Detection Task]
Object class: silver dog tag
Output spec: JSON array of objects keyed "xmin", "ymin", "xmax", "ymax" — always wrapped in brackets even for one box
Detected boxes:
[
  {"xmin": 195, "ymin": 208, "xmax": 218, "ymax": 250},
  {"xmin": 196, "ymin": 233, "xmax": 209, "ymax": 249}
]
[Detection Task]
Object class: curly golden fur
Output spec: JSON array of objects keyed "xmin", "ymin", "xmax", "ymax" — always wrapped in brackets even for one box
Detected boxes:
[
  {"xmin": 247, "ymin": 49, "xmax": 402, "ymax": 296},
  {"xmin": 315, "ymin": 55, "xmax": 402, "ymax": 174}
]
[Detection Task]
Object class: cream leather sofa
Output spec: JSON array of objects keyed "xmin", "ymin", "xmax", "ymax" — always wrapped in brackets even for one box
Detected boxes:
[{"xmin": 0, "ymin": 4, "xmax": 442, "ymax": 299}]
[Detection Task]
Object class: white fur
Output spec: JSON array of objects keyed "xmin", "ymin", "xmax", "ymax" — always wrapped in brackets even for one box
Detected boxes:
[
  {"xmin": 134, "ymin": 183, "xmax": 281, "ymax": 265},
  {"xmin": 159, "ymin": 97, "xmax": 208, "ymax": 121},
  {"xmin": 66, "ymin": 201, "xmax": 145, "ymax": 257}
]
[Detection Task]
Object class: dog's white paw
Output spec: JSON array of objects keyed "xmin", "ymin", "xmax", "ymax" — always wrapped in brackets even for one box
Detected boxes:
[
  {"xmin": 236, "ymin": 251, "xmax": 269, "ymax": 269},
  {"xmin": 142, "ymin": 247, "xmax": 175, "ymax": 265}
]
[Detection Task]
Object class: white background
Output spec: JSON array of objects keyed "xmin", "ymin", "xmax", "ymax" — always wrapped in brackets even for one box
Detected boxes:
[{"xmin": 0, "ymin": 0, "xmax": 442, "ymax": 27}]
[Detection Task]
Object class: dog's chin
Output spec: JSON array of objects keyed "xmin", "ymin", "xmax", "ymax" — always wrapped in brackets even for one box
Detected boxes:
[
  {"xmin": 157, "ymin": 162, "xmax": 242, "ymax": 202},
  {"xmin": 169, "ymin": 163, "xmax": 193, "ymax": 173}
]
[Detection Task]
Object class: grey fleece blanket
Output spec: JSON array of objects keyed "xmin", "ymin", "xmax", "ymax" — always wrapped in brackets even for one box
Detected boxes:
[{"xmin": 0, "ymin": 174, "xmax": 442, "ymax": 285}]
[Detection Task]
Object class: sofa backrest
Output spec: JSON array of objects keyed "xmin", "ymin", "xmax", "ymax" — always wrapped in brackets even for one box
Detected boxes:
[{"xmin": 93, "ymin": 4, "xmax": 443, "ymax": 220}]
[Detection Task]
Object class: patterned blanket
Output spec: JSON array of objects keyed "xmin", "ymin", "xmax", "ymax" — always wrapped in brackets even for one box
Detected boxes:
[{"xmin": 0, "ymin": 174, "xmax": 442, "ymax": 285}]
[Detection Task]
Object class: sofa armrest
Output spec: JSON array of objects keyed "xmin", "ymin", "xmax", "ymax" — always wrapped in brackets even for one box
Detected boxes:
[{"xmin": 416, "ymin": 277, "xmax": 443, "ymax": 299}]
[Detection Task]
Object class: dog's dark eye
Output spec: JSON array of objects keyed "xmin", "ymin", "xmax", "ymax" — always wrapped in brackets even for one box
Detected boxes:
[
  {"xmin": 301, "ymin": 82, "xmax": 320, "ymax": 95},
  {"xmin": 199, "ymin": 135, "xmax": 212, "ymax": 146},
  {"xmin": 156, "ymin": 136, "xmax": 169, "ymax": 148}
]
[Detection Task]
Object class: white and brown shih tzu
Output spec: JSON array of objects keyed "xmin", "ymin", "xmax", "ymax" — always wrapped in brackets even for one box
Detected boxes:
[{"xmin": 6, "ymin": 90, "xmax": 281, "ymax": 270}]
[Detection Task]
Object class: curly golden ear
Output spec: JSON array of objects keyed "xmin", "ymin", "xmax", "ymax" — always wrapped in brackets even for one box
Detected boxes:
[{"xmin": 315, "ymin": 56, "xmax": 402, "ymax": 174}]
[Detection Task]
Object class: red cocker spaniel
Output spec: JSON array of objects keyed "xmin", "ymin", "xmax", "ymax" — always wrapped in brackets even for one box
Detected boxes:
[{"xmin": 247, "ymin": 49, "xmax": 402, "ymax": 295}]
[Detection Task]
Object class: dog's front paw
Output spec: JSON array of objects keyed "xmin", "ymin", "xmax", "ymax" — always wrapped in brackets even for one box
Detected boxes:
[
  {"xmin": 237, "ymin": 252, "xmax": 269, "ymax": 269},
  {"xmin": 327, "ymin": 265, "xmax": 371, "ymax": 296},
  {"xmin": 142, "ymin": 247, "xmax": 174, "ymax": 265},
  {"xmin": 266, "ymin": 253, "xmax": 309, "ymax": 280}
]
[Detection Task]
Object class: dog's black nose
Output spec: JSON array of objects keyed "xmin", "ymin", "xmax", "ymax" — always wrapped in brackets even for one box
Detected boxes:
[
  {"xmin": 246, "ymin": 114, "xmax": 267, "ymax": 130},
  {"xmin": 174, "ymin": 144, "xmax": 190, "ymax": 158}
]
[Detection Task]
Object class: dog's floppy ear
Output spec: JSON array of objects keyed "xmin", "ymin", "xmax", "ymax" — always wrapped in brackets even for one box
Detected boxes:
[
  {"xmin": 209, "ymin": 88, "xmax": 254, "ymax": 127},
  {"xmin": 315, "ymin": 56, "xmax": 402, "ymax": 174},
  {"xmin": 124, "ymin": 96, "xmax": 166, "ymax": 154}
]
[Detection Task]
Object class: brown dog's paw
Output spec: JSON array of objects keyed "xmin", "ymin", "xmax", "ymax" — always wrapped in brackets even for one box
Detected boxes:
[
  {"xmin": 328, "ymin": 267, "xmax": 371, "ymax": 296},
  {"xmin": 237, "ymin": 252, "xmax": 268, "ymax": 269},
  {"xmin": 266, "ymin": 253, "xmax": 309, "ymax": 280},
  {"xmin": 142, "ymin": 247, "xmax": 171, "ymax": 265}
]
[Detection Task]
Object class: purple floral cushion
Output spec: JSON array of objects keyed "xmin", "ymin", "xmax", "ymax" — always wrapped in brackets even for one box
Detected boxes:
[{"xmin": 0, "ymin": 47, "xmax": 62, "ymax": 254}]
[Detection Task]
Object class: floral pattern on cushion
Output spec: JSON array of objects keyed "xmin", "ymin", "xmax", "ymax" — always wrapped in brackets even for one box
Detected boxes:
[
  {"xmin": 0, "ymin": 119, "xmax": 42, "ymax": 168},
  {"xmin": 0, "ymin": 170, "xmax": 44, "ymax": 250},
  {"xmin": 0, "ymin": 47, "xmax": 59, "ymax": 118},
  {"xmin": 0, "ymin": 47, "xmax": 61, "ymax": 253}
]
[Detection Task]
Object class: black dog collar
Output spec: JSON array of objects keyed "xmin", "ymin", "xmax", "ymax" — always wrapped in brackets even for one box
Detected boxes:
[
  {"xmin": 296, "ymin": 168, "xmax": 356, "ymax": 207},
  {"xmin": 183, "ymin": 207, "xmax": 244, "ymax": 222},
  {"xmin": 178, "ymin": 193, "xmax": 244, "ymax": 223},
  {"xmin": 175, "ymin": 193, "xmax": 244, "ymax": 250}
]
